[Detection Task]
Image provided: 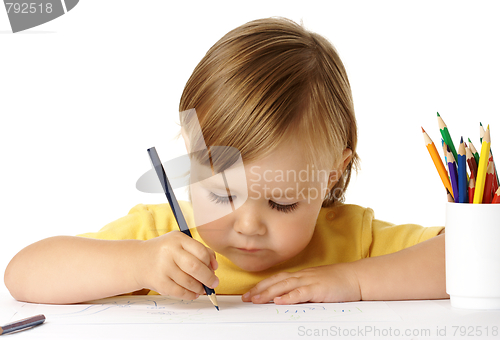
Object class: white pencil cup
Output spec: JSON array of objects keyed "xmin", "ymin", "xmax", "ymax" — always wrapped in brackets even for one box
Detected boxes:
[{"xmin": 446, "ymin": 202, "xmax": 500, "ymax": 309}]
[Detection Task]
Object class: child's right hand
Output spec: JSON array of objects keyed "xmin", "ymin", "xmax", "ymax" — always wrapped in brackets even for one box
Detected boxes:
[{"xmin": 134, "ymin": 231, "xmax": 219, "ymax": 300}]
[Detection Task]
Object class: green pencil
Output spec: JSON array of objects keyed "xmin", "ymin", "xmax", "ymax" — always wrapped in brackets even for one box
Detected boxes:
[{"xmin": 437, "ymin": 112, "xmax": 458, "ymax": 161}]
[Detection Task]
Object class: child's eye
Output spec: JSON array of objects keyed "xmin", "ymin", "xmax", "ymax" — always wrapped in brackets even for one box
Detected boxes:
[
  {"xmin": 208, "ymin": 191, "xmax": 235, "ymax": 204},
  {"xmin": 208, "ymin": 192, "xmax": 298, "ymax": 213},
  {"xmin": 268, "ymin": 200, "xmax": 298, "ymax": 214}
]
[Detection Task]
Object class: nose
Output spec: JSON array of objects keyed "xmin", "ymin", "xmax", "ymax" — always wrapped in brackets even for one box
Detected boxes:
[{"xmin": 233, "ymin": 203, "xmax": 267, "ymax": 236}]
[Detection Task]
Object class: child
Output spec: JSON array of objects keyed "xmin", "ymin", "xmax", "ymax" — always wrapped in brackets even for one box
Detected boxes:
[{"xmin": 4, "ymin": 17, "xmax": 447, "ymax": 305}]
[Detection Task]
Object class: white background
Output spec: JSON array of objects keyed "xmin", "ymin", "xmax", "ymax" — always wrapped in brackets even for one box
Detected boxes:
[{"xmin": 1, "ymin": 0, "xmax": 500, "ymax": 298}]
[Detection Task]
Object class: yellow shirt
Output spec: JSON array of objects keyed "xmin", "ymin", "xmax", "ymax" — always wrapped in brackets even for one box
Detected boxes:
[{"xmin": 77, "ymin": 201, "xmax": 443, "ymax": 295}]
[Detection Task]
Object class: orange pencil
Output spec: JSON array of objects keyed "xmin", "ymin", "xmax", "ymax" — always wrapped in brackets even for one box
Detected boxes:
[
  {"xmin": 469, "ymin": 177, "xmax": 475, "ymax": 204},
  {"xmin": 483, "ymin": 161, "xmax": 495, "ymax": 204},
  {"xmin": 492, "ymin": 187, "xmax": 500, "ymax": 204},
  {"xmin": 422, "ymin": 127, "xmax": 454, "ymax": 199}
]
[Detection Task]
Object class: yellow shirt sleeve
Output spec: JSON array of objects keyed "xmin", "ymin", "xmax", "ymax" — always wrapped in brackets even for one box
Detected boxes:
[{"xmin": 363, "ymin": 209, "xmax": 444, "ymax": 258}]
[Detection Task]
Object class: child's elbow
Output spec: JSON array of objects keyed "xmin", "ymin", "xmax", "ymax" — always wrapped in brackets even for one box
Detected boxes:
[{"xmin": 4, "ymin": 257, "xmax": 29, "ymax": 302}]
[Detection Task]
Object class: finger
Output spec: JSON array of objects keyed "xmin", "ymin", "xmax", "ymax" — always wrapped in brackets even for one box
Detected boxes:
[
  {"xmin": 168, "ymin": 261, "xmax": 207, "ymax": 295},
  {"xmin": 250, "ymin": 276, "xmax": 303, "ymax": 304},
  {"xmin": 173, "ymin": 250, "xmax": 219, "ymax": 290},
  {"xmin": 274, "ymin": 286, "xmax": 314, "ymax": 305},
  {"xmin": 177, "ymin": 235, "xmax": 213, "ymax": 268},
  {"xmin": 242, "ymin": 272, "xmax": 293, "ymax": 302},
  {"xmin": 209, "ymin": 249, "xmax": 218, "ymax": 271},
  {"xmin": 156, "ymin": 276, "xmax": 201, "ymax": 301}
]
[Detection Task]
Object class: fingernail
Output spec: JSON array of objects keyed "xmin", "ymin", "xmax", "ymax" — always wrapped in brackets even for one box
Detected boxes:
[
  {"xmin": 211, "ymin": 277, "xmax": 219, "ymax": 288},
  {"xmin": 252, "ymin": 294, "xmax": 260, "ymax": 300},
  {"xmin": 242, "ymin": 292, "xmax": 250, "ymax": 299},
  {"xmin": 195, "ymin": 294, "xmax": 200, "ymax": 299}
]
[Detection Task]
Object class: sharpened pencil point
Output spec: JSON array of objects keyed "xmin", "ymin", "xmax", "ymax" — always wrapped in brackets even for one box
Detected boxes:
[
  {"xmin": 437, "ymin": 112, "xmax": 440, "ymax": 117},
  {"xmin": 216, "ymin": 306, "xmax": 220, "ymax": 311},
  {"xmin": 421, "ymin": 126, "xmax": 425, "ymax": 133},
  {"xmin": 460, "ymin": 136, "xmax": 463, "ymax": 143}
]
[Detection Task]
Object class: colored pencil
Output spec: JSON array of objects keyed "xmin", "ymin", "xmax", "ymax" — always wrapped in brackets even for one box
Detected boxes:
[
  {"xmin": 465, "ymin": 142, "xmax": 478, "ymax": 180},
  {"xmin": 447, "ymin": 147, "xmax": 460, "ymax": 203},
  {"xmin": 473, "ymin": 126, "xmax": 491, "ymax": 204},
  {"xmin": 469, "ymin": 177, "xmax": 475, "ymax": 204},
  {"xmin": 481, "ymin": 123, "xmax": 500, "ymax": 189},
  {"xmin": 0, "ymin": 314, "xmax": 45, "ymax": 335},
  {"xmin": 438, "ymin": 112, "xmax": 458, "ymax": 161},
  {"xmin": 147, "ymin": 147, "xmax": 219, "ymax": 311},
  {"xmin": 442, "ymin": 139, "xmax": 448, "ymax": 165},
  {"xmin": 492, "ymin": 187, "xmax": 500, "ymax": 204},
  {"xmin": 457, "ymin": 138, "xmax": 468, "ymax": 203},
  {"xmin": 422, "ymin": 127, "xmax": 454, "ymax": 198},
  {"xmin": 468, "ymin": 138, "xmax": 480, "ymax": 165},
  {"xmin": 483, "ymin": 161, "xmax": 495, "ymax": 204},
  {"xmin": 447, "ymin": 188, "xmax": 454, "ymax": 202}
]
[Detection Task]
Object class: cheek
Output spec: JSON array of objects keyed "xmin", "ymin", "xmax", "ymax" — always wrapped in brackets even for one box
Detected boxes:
[
  {"xmin": 196, "ymin": 218, "xmax": 231, "ymax": 250},
  {"xmin": 273, "ymin": 211, "xmax": 317, "ymax": 257}
]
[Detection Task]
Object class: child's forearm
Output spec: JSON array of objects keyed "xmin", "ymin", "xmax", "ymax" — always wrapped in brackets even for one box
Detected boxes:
[
  {"xmin": 4, "ymin": 236, "xmax": 144, "ymax": 304},
  {"xmin": 352, "ymin": 234, "xmax": 449, "ymax": 300}
]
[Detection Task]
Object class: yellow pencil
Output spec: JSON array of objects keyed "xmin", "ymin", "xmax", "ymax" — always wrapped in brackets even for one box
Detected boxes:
[
  {"xmin": 473, "ymin": 126, "xmax": 491, "ymax": 204},
  {"xmin": 422, "ymin": 127, "xmax": 454, "ymax": 199}
]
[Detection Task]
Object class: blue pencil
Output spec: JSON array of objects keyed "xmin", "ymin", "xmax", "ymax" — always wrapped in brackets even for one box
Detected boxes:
[
  {"xmin": 147, "ymin": 146, "xmax": 219, "ymax": 311},
  {"xmin": 447, "ymin": 146, "xmax": 460, "ymax": 203},
  {"xmin": 457, "ymin": 137, "xmax": 468, "ymax": 203}
]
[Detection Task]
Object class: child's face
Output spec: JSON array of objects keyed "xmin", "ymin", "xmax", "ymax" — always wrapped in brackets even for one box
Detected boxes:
[{"xmin": 190, "ymin": 142, "xmax": 342, "ymax": 272}]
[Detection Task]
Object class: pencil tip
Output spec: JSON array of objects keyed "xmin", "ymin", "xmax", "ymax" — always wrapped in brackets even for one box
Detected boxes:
[
  {"xmin": 468, "ymin": 138, "xmax": 472, "ymax": 143},
  {"xmin": 460, "ymin": 136, "xmax": 463, "ymax": 143},
  {"xmin": 480, "ymin": 122, "xmax": 483, "ymax": 127},
  {"xmin": 421, "ymin": 126, "xmax": 425, "ymax": 133},
  {"xmin": 437, "ymin": 112, "xmax": 440, "ymax": 117},
  {"xmin": 216, "ymin": 306, "xmax": 220, "ymax": 311}
]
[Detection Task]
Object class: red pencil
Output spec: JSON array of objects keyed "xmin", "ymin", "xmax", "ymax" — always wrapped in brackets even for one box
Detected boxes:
[
  {"xmin": 492, "ymin": 187, "xmax": 500, "ymax": 204},
  {"xmin": 483, "ymin": 161, "xmax": 495, "ymax": 204},
  {"xmin": 469, "ymin": 177, "xmax": 475, "ymax": 204},
  {"xmin": 465, "ymin": 143, "xmax": 478, "ymax": 180}
]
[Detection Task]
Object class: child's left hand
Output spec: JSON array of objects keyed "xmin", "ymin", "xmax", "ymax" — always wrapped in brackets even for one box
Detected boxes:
[{"xmin": 241, "ymin": 263, "xmax": 361, "ymax": 305}]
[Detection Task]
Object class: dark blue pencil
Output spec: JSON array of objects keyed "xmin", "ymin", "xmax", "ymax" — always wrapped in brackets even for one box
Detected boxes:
[
  {"xmin": 147, "ymin": 147, "xmax": 219, "ymax": 311},
  {"xmin": 457, "ymin": 137, "xmax": 468, "ymax": 203},
  {"xmin": 447, "ymin": 146, "xmax": 460, "ymax": 203},
  {"xmin": 0, "ymin": 314, "xmax": 45, "ymax": 335}
]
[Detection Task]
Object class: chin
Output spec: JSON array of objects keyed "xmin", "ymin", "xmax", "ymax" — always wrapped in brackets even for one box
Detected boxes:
[{"xmin": 233, "ymin": 258, "xmax": 275, "ymax": 272}]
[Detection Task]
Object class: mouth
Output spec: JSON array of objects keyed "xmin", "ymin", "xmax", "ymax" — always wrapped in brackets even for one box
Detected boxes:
[{"xmin": 236, "ymin": 248, "xmax": 262, "ymax": 253}]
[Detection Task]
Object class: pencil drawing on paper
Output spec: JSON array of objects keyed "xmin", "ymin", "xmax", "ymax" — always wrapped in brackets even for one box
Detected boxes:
[{"xmin": 21, "ymin": 296, "xmax": 373, "ymax": 324}]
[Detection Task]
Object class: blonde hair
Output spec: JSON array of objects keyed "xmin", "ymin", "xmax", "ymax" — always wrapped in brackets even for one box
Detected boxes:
[{"xmin": 179, "ymin": 17, "xmax": 359, "ymax": 206}]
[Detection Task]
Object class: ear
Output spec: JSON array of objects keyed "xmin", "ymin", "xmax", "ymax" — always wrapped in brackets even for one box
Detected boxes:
[
  {"xmin": 181, "ymin": 127, "xmax": 191, "ymax": 154},
  {"xmin": 341, "ymin": 148, "xmax": 353, "ymax": 172},
  {"xmin": 326, "ymin": 148, "xmax": 353, "ymax": 191}
]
